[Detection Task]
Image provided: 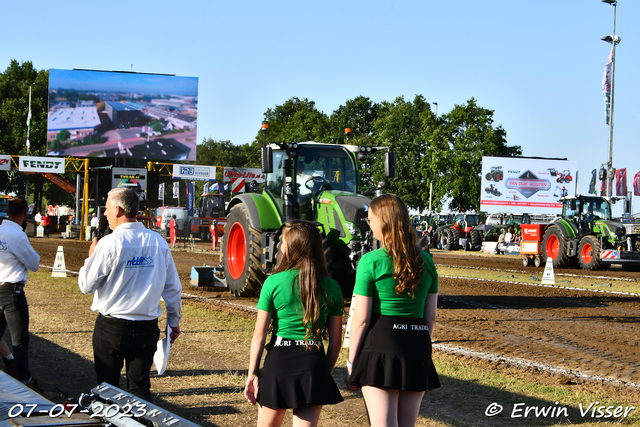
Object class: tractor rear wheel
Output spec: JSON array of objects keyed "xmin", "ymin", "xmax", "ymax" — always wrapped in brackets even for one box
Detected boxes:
[
  {"xmin": 578, "ymin": 236, "xmax": 602, "ymax": 270},
  {"xmin": 470, "ymin": 229, "xmax": 482, "ymax": 251},
  {"xmin": 542, "ymin": 225, "xmax": 569, "ymax": 268},
  {"xmin": 442, "ymin": 228, "xmax": 460, "ymax": 251},
  {"xmin": 222, "ymin": 204, "xmax": 265, "ymax": 297}
]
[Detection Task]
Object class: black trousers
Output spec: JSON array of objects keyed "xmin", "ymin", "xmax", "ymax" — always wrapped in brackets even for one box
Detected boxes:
[
  {"xmin": 0, "ymin": 284, "xmax": 31, "ymax": 382},
  {"xmin": 92, "ymin": 314, "xmax": 160, "ymax": 401}
]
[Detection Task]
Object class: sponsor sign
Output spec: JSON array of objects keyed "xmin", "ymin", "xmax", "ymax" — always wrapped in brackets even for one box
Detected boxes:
[
  {"xmin": 19, "ymin": 156, "xmax": 65, "ymax": 173},
  {"xmin": 112, "ymin": 167, "xmax": 147, "ymax": 201},
  {"xmin": 481, "ymin": 157, "xmax": 577, "ymax": 215},
  {"xmin": 0, "ymin": 155, "xmax": 11, "ymax": 171},
  {"xmin": 172, "ymin": 165, "xmax": 216, "ymax": 181},
  {"xmin": 223, "ymin": 167, "xmax": 264, "ymax": 183}
]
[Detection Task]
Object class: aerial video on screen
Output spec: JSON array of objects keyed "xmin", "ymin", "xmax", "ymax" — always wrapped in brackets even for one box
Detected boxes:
[{"xmin": 47, "ymin": 69, "xmax": 198, "ymax": 161}]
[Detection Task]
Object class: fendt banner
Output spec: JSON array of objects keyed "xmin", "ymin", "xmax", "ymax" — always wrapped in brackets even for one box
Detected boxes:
[
  {"xmin": 481, "ymin": 157, "xmax": 577, "ymax": 215},
  {"xmin": 19, "ymin": 156, "xmax": 66, "ymax": 174}
]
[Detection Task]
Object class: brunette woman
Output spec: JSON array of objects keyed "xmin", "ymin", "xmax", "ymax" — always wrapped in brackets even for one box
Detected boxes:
[{"xmin": 244, "ymin": 220, "xmax": 344, "ymax": 427}]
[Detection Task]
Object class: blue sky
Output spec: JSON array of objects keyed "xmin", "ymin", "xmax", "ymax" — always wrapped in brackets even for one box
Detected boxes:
[{"xmin": 2, "ymin": 1, "xmax": 638, "ymax": 214}]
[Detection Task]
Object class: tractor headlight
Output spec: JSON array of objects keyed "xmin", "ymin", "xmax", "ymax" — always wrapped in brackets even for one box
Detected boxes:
[{"xmin": 346, "ymin": 222, "xmax": 361, "ymax": 238}]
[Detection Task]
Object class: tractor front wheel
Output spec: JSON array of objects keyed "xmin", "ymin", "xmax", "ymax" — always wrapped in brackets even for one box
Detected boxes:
[
  {"xmin": 222, "ymin": 204, "xmax": 265, "ymax": 296},
  {"xmin": 578, "ymin": 236, "xmax": 602, "ymax": 271}
]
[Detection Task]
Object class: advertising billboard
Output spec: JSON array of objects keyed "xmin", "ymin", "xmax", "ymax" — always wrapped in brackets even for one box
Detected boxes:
[
  {"xmin": 172, "ymin": 165, "xmax": 217, "ymax": 181},
  {"xmin": 47, "ymin": 69, "xmax": 198, "ymax": 161},
  {"xmin": 480, "ymin": 157, "xmax": 577, "ymax": 215}
]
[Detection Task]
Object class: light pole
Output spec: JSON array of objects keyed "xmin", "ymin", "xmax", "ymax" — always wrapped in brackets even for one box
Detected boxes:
[
  {"xmin": 602, "ymin": 0, "xmax": 619, "ymax": 199},
  {"xmin": 432, "ymin": 102, "xmax": 438, "ymax": 118},
  {"xmin": 25, "ymin": 82, "xmax": 36, "ymax": 202}
]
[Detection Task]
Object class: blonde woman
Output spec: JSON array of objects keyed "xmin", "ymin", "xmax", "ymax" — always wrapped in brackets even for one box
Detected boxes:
[
  {"xmin": 244, "ymin": 220, "xmax": 344, "ymax": 427},
  {"xmin": 346, "ymin": 194, "xmax": 440, "ymax": 427}
]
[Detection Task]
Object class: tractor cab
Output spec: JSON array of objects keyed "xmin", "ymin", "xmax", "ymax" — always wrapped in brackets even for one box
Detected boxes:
[{"xmin": 562, "ymin": 196, "xmax": 611, "ymax": 235}]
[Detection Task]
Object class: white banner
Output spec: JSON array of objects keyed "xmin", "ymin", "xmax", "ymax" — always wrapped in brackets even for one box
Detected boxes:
[
  {"xmin": 0, "ymin": 155, "xmax": 11, "ymax": 171},
  {"xmin": 480, "ymin": 157, "xmax": 577, "ymax": 215},
  {"xmin": 19, "ymin": 156, "xmax": 65, "ymax": 173},
  {"xmin": 173, "ymin": 165, "xmax": 217, "ymax": 181},
  {"xmin": 158, "ymin": 183, "xmax": 165, "ymax": 201},
  {"xmin": 173, "ymin": 182, "xmax": 179, "ymax": 199},
  {"xmin": 223, "ymin": 167, "xmax": 264, "ymax": 183}
]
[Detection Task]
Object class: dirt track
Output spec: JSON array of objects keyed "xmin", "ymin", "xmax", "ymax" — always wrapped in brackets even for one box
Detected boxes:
[{"xmin": 33, "ymin": 236, "xmax": 640, "ymax": 387}]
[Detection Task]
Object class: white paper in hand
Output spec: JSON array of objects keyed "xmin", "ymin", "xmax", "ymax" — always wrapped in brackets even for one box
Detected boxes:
[{"xmin": 153, "ymin": 325, "xmax": 172, "ymax": 376}]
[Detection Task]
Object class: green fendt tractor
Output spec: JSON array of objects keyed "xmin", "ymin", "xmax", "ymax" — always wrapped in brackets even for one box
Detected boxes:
[
  {"xmin": 541, "ymin": 195, "xmax": 640, "ymax": 270},
  {"xmin": 221, "ymin": 126, "xmax": 396, "ymax": 296}
]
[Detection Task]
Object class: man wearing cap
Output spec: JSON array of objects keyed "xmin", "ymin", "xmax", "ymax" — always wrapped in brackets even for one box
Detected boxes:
[
  {"xmin": 0, "ymin": 197, "xmax": 40, "ymax": 388},
  {"xmin": 78, "ymin": 188, "xmax": 182, "ymax": 402}
]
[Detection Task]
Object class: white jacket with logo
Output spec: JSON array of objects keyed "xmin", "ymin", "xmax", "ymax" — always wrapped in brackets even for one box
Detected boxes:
[{"xmin": 78, "ymin": 222, "xmax": 182, "ymax": 327}]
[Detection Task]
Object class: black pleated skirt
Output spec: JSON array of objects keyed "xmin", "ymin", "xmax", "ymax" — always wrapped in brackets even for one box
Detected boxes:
[
  {"xmin": 349, "ymin": 314, "xmax": 441, "ymax": 392},
  {"xmin": 257, "ymin": 338, "xmax": 344, "ymax": 409}
]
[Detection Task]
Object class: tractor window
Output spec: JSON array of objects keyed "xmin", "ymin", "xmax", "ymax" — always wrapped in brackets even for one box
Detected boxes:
[
  {"xmin": 297, "ymin": 146, "xmax": 357, "ymax": 193},
  {"xmin": 565, "ymin": 200, "xmax": 580, "ymax": 220},
  {"xmin": 592, "ymin": 200, "xmax": 611, "ymax": 220},
  {"xmin": 265, "ymin": 150, "xmax": 286, "ymax": 200}
]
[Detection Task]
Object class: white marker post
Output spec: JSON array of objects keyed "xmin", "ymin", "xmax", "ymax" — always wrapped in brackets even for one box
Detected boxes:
[
  {"xmin": 541, "ymin": 256, "xmax": 555, "ymax": 285},
  {"xmin": 52, "ymin": 246, "xmax": 67, "ymax": 278}
]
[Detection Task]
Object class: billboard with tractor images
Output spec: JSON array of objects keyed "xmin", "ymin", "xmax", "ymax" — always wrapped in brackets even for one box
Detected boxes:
[{"xmin": 481, "ymin": 156, "xmax": 577, "ymax": 214}]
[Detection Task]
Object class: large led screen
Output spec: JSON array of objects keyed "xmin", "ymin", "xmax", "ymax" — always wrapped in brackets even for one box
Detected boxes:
[{"xmin": 47, "ymin": 69, "xmax": 198, "ymax": 161}]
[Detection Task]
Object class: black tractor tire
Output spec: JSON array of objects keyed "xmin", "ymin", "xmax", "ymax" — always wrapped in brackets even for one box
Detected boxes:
[
  {"xmin": 578, "ymin": 236, "xmax": 602, "ymax": 271},
  {"xmin": 470, "ymin": 230, "xmax": 482, "ymax": 251},
  {"xmin": 441, "ymin": 228, "xmax": 460, "ymax": 251},
  {"xmin": 485, "ymin": 173, "xmax": 492, "ymax": 181},
  {"xmin": 542, "ymin": 225, "xmax": 569, "ymax": 268},
  {"xmin": 222, "ymin": 204, "xmax": 265, "ymax": 297}
]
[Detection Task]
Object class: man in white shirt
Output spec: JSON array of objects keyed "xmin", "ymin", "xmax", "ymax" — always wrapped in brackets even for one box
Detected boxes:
[
  {"xmin": 0, "ymin": 197, "xmax": 40, "ymax": 388},
  {"xmin": 90, "ymin": 213, "xmax": 99, "ymax": 239},
  {"xmin": 504, "ymin": 228, "xmax": 513, "ymax": 244},
  {"xmin": 78, "ymin": 188, "xmax": 182, "ymax": 402}
]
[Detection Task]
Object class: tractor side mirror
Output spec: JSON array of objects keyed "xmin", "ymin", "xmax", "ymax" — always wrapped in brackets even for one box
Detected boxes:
[
  {"xmin": 385, "ymin": 152, "xmax": 396, "ymax": 177},
  {"xmin": 570, "ymin": 198, "xmax": 577, "ymax": 211},
  {"xmin": 261, "ymin": 146, "xmax": 273, "ymax": 174}
]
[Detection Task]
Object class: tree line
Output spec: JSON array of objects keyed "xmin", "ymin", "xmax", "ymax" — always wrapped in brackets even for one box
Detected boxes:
[{"xmin": 1, "ymin": 60, "xmax": 521, "ymax": 213}]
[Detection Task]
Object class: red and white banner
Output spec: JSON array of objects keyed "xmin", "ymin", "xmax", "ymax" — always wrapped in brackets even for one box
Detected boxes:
[
  {"xmin": 231, "ymin": 178, "xmax": 245, "ymax": 193},
  {"xmin": 634, "ymin": 171, "xmax": 640, "ymax": 197},
  {"xmin": 615, "ymin": 168, "xmax": 627, "ymax": 196},
  {"xmin": 172, "ymin": 182, "xmax": 179, "ymax": 199},
  {"xmin": 600, "ymin": 177, "xmax": 613, "ymax": 197},
  {"xmin": 158, "ymin": 183, "xmax": 165, "ymax": 201}
]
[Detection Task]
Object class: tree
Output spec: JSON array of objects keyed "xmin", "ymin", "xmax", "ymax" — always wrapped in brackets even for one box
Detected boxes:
[
  {"xmin": 430, "ymin": 98, "xmax": 521, "ymax": 212},
  {"xmin": 258, "ymin": 97, "xmax": 329, "ymax": 143},
  {"xmin": 325, "ymin": 95, "xmax": 379, "ymax": 145},
  {"xmin": 372, "ymin": 95, "xmax": 434, "ymax": 210},
  {"xmin": 0, "ymin": 60, "xmax": 49, "ymax": 209}
]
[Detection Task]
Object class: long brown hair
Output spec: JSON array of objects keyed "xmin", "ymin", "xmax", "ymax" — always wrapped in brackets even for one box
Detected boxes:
[
  {"xmin": 274, "ymin": 220, "xmax": 333, "ymax": 343},
  {"xmin": 370, "ymin": 194, "xmax": 425, "ymax": 296}
]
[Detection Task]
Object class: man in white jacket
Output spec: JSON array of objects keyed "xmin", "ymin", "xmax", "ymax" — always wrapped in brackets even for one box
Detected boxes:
[{"xmin": 78, "ymin": 188, "xmax": 182, "ymax": 402}]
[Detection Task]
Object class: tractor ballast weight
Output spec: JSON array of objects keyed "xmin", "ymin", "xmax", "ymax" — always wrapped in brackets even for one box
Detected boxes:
[
  {"xmin": 222, "ymin": 126, "xmax": 396, "ymax": 296},
  {"xmin": 541, "ymin": 195, "xmax": 640, "ymax": 270}
]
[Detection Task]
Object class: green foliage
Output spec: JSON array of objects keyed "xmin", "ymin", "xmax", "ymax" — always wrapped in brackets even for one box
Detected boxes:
[
  {"xmin": 372, "ymin": 95, "xmax": 433, "ymax": 210},
  {"xmin": 56, "ymin": 128, "xmax": 70, "ymax": 142},
  {"xmin": 258, "ymin": 97, "xmax": 329, "ymax": 143},
  {"xmin": 433, "ymin": 98, "xmax": 521, "ymax": 212}
]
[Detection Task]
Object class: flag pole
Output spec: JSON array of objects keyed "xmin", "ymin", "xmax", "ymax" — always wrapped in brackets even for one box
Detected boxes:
[{"xmin": 602, "ymin": 0, "xmax": 619, "ymax": 199}]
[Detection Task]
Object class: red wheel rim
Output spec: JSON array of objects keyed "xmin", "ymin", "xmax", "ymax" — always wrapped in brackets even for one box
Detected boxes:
[
  {"xmin": 546, "ymin": 235, "xmax": 559, "ymax": 260},
  {"xmin": 227, "ymin": 223, "xmax": 246, "ymax": 280},
  {"xmin": 581, "ymin": 242, "xmax": 593, "ymax": 264}
]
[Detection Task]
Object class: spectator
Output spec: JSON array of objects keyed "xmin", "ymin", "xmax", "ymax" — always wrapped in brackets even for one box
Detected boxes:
[
  {"xmin": 90, "ymin": 213, "xmax": 99, "ymax": 239},
  {"xmin": 78, "ymin": 188, "xmax": 182, "ymax": 402},
  {"xmin": 0, "ymin": 197, "xmax": 40, "ymax": 389},
  {"xmin": 41, "ymin": 215, "xmax": 51, "ymax": 238},
  {"xmin": 505, "ymin": 227, "xmax": 513, "ymax": 244}
]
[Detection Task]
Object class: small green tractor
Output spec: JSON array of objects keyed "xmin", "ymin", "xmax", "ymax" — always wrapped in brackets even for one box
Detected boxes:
[
  {"xmin": 541, "ymin": 195, "xmax": 640, "ymax": 270},
  {"xmin": 221, "ymin": 127, "xmax": 396, "ymax": 296}
]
